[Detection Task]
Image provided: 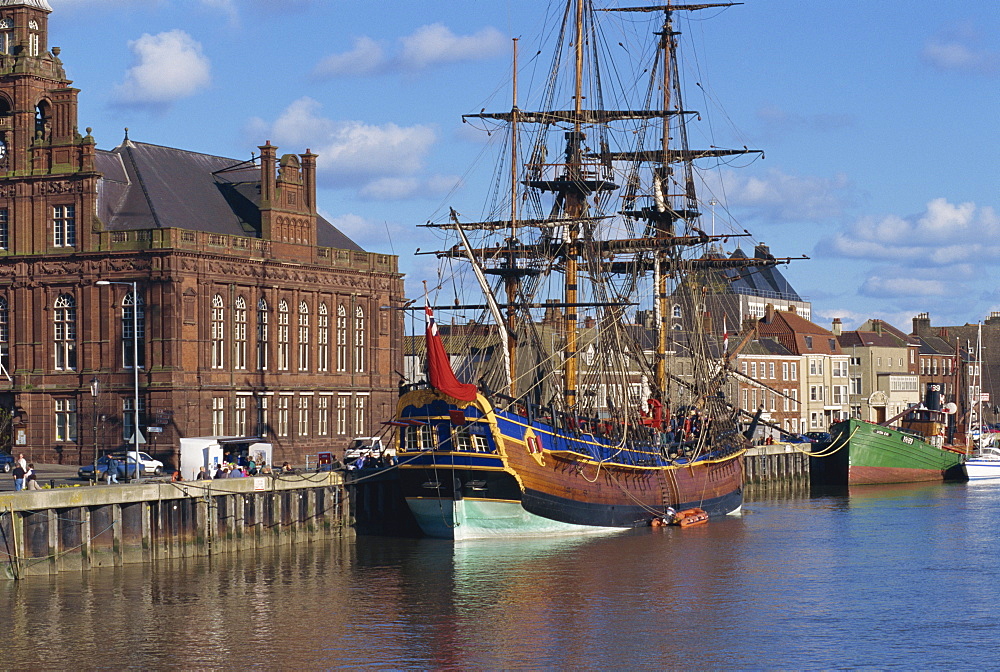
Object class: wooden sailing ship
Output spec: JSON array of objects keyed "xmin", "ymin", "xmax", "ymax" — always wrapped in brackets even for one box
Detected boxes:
[{"xmin": 394, "ymin": 0, "xmax": 791, "ymax": 539}]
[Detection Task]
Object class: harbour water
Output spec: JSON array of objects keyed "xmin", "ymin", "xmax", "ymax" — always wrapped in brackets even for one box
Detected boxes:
[{"xmin": 3, "ymin": 481, "xmax": 999, "ymax": 669}]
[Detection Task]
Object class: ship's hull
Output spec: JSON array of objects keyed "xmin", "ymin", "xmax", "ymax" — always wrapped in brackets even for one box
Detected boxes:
[
  {"xmin": 965, "ymin": 457, "xmax": 1000, "ymax": 481},
  {"xmin": 814, "ymin": 419, "xmax": 967, "ymax": 486},
  {"xmin": 396, "ymin": 390, "xmax": 744, "ymax": 540}
]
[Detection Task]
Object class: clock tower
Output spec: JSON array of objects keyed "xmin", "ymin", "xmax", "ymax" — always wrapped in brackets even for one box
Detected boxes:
[{"xmin": 0, "ymin": 0, "xmax": 97, "ymax": 255}]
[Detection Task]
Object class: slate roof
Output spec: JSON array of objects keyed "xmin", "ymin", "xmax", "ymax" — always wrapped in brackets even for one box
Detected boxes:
[
  {"xmin": 94, "ymin": 140, "xmax": 362, "ymax": 252},
  {"xmin": 722, "ymin": 244, "xmax": 802, "ymax": 301},
  {"xmin": 757, "ymin": 309, "xmax": 841, "ymax": 355}
]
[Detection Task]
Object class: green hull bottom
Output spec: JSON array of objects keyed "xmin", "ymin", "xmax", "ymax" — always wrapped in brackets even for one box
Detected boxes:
[{"xmin": 406, "ymin": 497, "xmax": 626, "ymax": 540}]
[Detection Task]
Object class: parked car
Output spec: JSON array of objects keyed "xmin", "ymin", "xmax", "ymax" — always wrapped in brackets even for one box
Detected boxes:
[
  {"xmin": 805, "ymin": 431, "xmax": 832, "ymax": 444},
  {"xmin": 127, "ymin": 451, "xmax": 164, "ymax": 476},
  {"xmin": 77, "ymin": 455, "xmax": 141, "ymax": 481},
  {"xmin": 0, "ymin": 452, "xmax": 14, "ymax": 473}
]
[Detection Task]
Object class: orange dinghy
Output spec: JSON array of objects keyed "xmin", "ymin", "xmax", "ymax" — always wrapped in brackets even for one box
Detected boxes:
[{"xmin": 669, "ymin": 508, "xmax": 709, "ymax": 528}]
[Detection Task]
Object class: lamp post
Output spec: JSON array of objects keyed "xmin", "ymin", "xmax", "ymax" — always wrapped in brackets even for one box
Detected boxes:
[
  {"xmin": 97, "ymin": 280, "xmax": 140, "ymax": 483},
  {"xmin": 90, "ymin": 377, "xmax": 99, "ymax": 484}
]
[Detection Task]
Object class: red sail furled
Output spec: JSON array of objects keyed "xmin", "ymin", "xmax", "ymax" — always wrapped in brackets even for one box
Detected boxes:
[{"xmin": 425, "ymin": 302, "xmax": 478, "ymax": 402}]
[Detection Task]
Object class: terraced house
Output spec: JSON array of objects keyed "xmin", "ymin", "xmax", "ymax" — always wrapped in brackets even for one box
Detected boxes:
[{"xmin": 0, "ymin": 0, "xmax": 404, "ymax": 466}]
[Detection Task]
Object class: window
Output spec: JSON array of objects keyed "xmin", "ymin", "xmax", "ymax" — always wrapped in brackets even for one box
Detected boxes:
[
  {"xmin": 336, "ymin": 395, "xmax": 348, "ymax": 435},
  {"xmin": 769, "ymin": 362, "xmax": 775, "ymax": 379},
  {"xmin": 790, "ymin": 389, "xmax": 798, "ymax": 411},
  {"xmin": 256, "ymin": 298, "xmax": 269, "ymax": 370},
  {"xmin": 741, "ymin": 388, "xmax": 749, "ymax": 409},
  {"xmin": 123, "ymin": 397, "xmax": 145, "ymax": 442},
  {"xmin": 790, "ymin": 362, "xmax": 797, "ymax": 380},
  {"xmin": 55, "ymin": 399, "xmax": 77, "ymax": 441},
  {"xmin": 850, "ymin": 377, "xmax": 863, "ymax": 395},
  {"xmin": 354, "ymin": 306, "xmax": 366, "ymax": 373},
  {"xmin": 212, "ymin": 397, "xmax": 225, "ymax": 436},
  {"xmin": 751, "ymin": 362, "xmax": 757, "ymax": 379},
  {"xmin": 211, "ymin": 294, "xmax": 224, "ymax": 369},
  {"xmin": 672, "ymin": 304, "xmax": 682, "ymax": 319},
  {"xmin": 0, "ymin": 208, "xmax": 7, "ymax": 249},
  {"xmin": 782, "ymin": 362, "xmax": 788, "ymax": 381},
  {"xmin": 810, "ymin": 412, "xmax": 820, "ymax": 429},
  {"xmin": 741, "ymin": 361, "xmax": 748, "ymax": 375},
  {"xmin": 876, "ymin": 357, "xmax": 882, "ymax": 367},
  {"xmin": 297, "ymin": 396, "xmax": 309, "ymax": 436},
  {"xmin": 828, "ymin": 339, "xmax": 837, "ymax": 351},
  {"xmin": 888, "ymin": 357, "xmax": 893, "ymax": 368},
  {"xmin": 234, "ymin": 297, "xmax": 247, "ymax": 370},
  {"xmin": 804, "ymin": 336, "xmax": 813, "ymax": 349},
  {"xmin": 235, "ymin": 397, "xmax": 247, "ymax": 436},
  {"xmin": 355, "ymin": 394, "xmax": 367, "ymax": 434},
  {"xmin": 277, "ymin": 396, "xmax": 289, "ymax": 437},
  {"xmin": 317, "ymin": 396, "xmax": 329, "ymax": 436},
  {"xmin": 122, "ymin": 290, "xmax": 145, "ymax": 368},
  {"xmin": 833, "ymin": 360, "xmax": 847, "ymax": 377},
  {"xmin": 256, "ymin": 396, "xmax": 269, "ymax": 438},
  {"xmin": 317, "ymin": 303, "xmax": 329, "ymax": 372},
  {"xmin": 336, "ymin": 305, "xmax": 348, "ymax": 372},
  {"xmin": 53, "ymin": 294, "xmax": 76, "ymax": 370},
  {"xmin": 899, "ymin": 358, "xmax": 903, "ymax": 368},
  {"xmin": 53, "ymin": 205, "xmax": 75, "ymax": 247},
  {"xmin": 810, "ymin": 385, "xmax": 823, "ymax": 402},
  {"xmin": 833, "ymin": 386, "xmax": 847, "ymax": 404},
  {"xmin": 920, "ymin": 358, "xmax": 926, "ymax": 375},
  {"xmin": 932, "ymin": 359, "xmax": 938, "ymax": 376},
  {"xmin": 298, "ymin": 301, "xmax": 310, "ymax": 371},
  {"xmin": 783, "ymin": 389, "xmax": 790, "ymax": 411},
  {"xmin": 277, "ymin": 300, "xmax": 290, "ymax": 370},
  {"xmin": 0, "ymin": 297, "xmax": 8, "ymax": 376}
]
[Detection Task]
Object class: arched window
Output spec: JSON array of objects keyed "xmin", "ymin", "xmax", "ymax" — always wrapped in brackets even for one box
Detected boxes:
[
  {"xmin": 53, "ymin": 294, "xmax": 76, "ymax": 370},
  {"xmin": 317, "ymin": 303, "xmax": 329, "ymax": 372},
  {"xmin": 277, "ymin": 300, "xmax": 289, "ymax": 370},
  {"xmin": 336, "ymin": 304, "xmax": 347, "ymax": 372},
  {"xmin": 122, "ymin": 291, "xmax": 145, "ymax": 369},
  {"xmin": 354, "ymin": 305, "xmax": 366, "ymax": 373},
  {"xmin": 0, "ymin": 296, "xmax": 9, "ymax": 376},
  {"xmin": 297, "ymin": 300, "xmax": 310, "ymax": 371},
  {"xmin": 256, "ymin": 298, "xmax": 269, "ymax": 370},
  {"xmin": 234, "ymin": 296, "xmax": 247, "ymax": 370},
  {"xmin": 211, "ymin": 294, "xmax": 225, "ymax": 369}
]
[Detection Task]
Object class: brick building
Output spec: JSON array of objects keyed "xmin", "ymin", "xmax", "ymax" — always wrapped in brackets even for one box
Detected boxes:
[{"xmin": 0, "ymin": 0, "xmax": 404, "ymax": 466}]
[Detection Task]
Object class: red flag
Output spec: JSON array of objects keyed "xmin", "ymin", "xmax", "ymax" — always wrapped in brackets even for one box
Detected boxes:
[
  {"xmin": 425, "ymin": 302, "xmax": 478, "ymax": 402},
  {"xmin": 722, "ymin": 314, "xmax": 729, "ymax": 352}
]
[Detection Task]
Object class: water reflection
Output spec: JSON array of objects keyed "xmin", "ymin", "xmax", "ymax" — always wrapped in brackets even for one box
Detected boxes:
[{"xmin": 3, "ymin": 484, "xmax": 1000, "ymax": 668}]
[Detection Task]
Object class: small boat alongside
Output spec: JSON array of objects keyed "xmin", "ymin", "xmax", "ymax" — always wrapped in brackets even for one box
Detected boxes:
[{"xmin": 966, "ymin": 446, "xmax": 1000, "ymax": 481}]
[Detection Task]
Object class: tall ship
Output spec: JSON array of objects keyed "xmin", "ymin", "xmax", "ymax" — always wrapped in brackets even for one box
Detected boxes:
[
  {"xmin": 394, "ymin": 0, "xmax": 788, "ymax": 539},
  {"xmin": 816, "ymin": 383, "xmax": 967, "ymax": 486}
]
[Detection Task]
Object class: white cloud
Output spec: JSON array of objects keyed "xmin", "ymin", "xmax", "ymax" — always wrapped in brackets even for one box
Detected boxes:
[
  {"xmin": 324, "ymin": 212, "xmax": 410, "ymax": 250},
  {"xmin": 249, "ymin": 97, "xmax": 437, "ymax": 188},
  {"xmin": 922, "ymin": 38, "xmax": 1000, "ymax": 75},
  {"xmin": 312, "ymin": 36, "xmax": 385, "ymax": 78},
  {"xmin": 709, "ymin": 168, "xmax": 850, "ymax": 222},
  {"xmin": 358, "ymin": 174, "xmax": 461, "ymax": 200},
  {"xmin": 399, "ymin": 23, "xmax": 506, "ymax": 69},
  {"xmin": 826, "ymin": 197, "xmax": 1000, "ymax": 266},
  {"xmin": 313, "ymin": 23, "xmax": 506, "ymax": 79},
  {"xmin": 860, "ymin": 276, "xmax": 948, "ymax": 299},
  {"xmin": 113, "ymin": 30, "xmax": 211, "ymax": 107}
]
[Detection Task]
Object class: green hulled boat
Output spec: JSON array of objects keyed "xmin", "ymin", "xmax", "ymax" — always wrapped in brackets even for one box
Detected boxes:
[{"xmin": 814, "ymin": 417, "xmax": 967, "ymax": 486}]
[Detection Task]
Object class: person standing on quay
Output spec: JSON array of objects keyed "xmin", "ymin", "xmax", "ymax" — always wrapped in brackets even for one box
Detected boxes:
[
  {"xmin": 25, "ymin": 464, "xmax": 41, "ymax": 490},
  {"xmin": 12, "ymin": 463, "xmax": 25, "ymax": 491},
  {"xmin": 105, "ymin": 456, "xmax": 119, "ymax": 485},
  {"xmin": 16, "ymin": 453, "xmax": 26, "ymax": 472}
]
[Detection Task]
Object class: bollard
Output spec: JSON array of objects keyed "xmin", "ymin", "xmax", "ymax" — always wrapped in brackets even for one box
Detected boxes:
[{"xmin": 49, "ymin": 479, "xmax": 55, "ymax": 489}]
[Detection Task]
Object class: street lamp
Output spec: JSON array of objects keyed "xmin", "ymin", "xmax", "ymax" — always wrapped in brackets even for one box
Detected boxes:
[
  {"xmin": 97, "ymin": 280, "xmax": 140, "ymax": 483},
  {"xmin": 90, "ymin": 377, "xmax": 99, "ymax": 484}
]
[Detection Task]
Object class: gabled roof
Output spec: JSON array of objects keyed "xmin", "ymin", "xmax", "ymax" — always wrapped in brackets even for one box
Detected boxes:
[
  {"xmin": 94, "ymin": 140, "xmax": 362, "ymax": 251},
  {"xmin": 757, "ymin": 309, "xmax": 841, "ymax": 355},
  {"xmin": 857, "ymin": 319, "xmax": 919, "ymax": 346},
  {"xmin": 837, "ymin": 331, "xmax": 907, "ymax": 349},
  {"xmin": 722, "ymin": 244, "xmax": 802, "ymax": 302}
]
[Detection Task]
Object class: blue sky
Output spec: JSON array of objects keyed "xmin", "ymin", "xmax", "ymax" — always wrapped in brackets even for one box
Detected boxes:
[{"xmin": 49, "ymin": 0, "xmax": 1000, "ymax": 332}]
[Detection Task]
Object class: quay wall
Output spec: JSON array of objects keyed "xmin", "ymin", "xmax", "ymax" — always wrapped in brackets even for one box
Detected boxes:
[
  {"xmin": 743, "ymin": 443, "xmax": 811, "ymax": 484},
  {"xmin": 0, "ymin": 473, "xmax": 347, "ymax": 580}
]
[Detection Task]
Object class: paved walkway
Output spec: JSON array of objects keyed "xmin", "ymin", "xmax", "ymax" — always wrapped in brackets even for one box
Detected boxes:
[{"xmin": 0, "ymin": 463, "xmax": 155, "ymax": 492}]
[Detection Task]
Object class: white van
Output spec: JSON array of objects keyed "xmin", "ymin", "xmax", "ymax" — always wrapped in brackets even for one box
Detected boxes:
[{"xmin": 344, "ymin": 436, "xmax": 395, "ymax": 469}]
